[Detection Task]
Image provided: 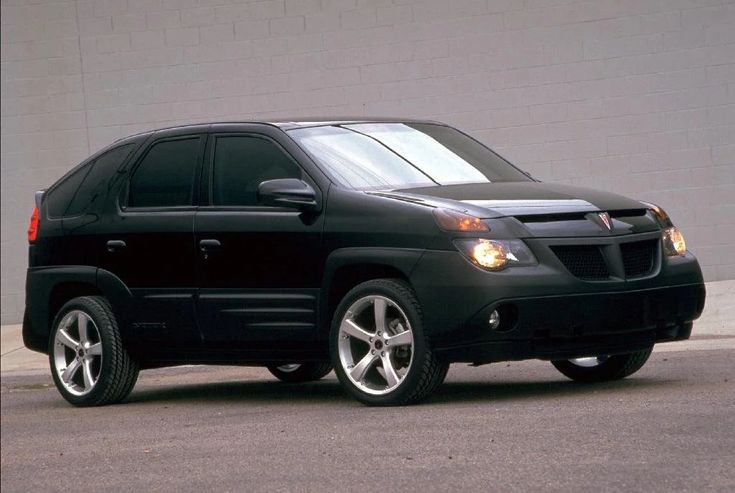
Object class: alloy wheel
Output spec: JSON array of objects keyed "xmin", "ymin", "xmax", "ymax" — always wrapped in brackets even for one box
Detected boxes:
[
  {"xmin": 52, "ymin": 310, "xmax": 102, "ymax": 396},
  {"xmin": 337, "ymin": 295, "xmax": 414, "ymax": 395}
]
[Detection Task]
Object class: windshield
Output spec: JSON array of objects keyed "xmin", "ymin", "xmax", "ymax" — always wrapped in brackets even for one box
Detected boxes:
[{"xmin": 288, "ymin": 123, "xmax": 530, "ymax": 190}]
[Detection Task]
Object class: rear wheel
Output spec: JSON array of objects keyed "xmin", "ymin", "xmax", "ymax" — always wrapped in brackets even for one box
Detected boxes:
[
  {"xmin": 49, "ymin": 296, "xmax": 139, "ymax": 406},
  {"xmin": 551, "ymin": 347, "xmax": 653, "ymax": 383},
  {"xmin": 266, "ymin": 362, "xmax": 332, "ymax": 383},
  {"xmin": 330, "ymin": 279, "xmax": 448, "ymax": 406}
]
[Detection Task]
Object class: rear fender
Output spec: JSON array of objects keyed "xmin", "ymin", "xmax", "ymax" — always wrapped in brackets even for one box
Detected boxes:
[{"xmin": 23, "ymin": 266, "xmax": 134, "ymax": 353}]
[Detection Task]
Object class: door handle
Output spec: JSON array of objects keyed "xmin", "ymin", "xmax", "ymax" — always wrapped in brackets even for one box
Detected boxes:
[
  {"xmin": 199, "ymin": 239, "xmax": 221, "ymax": 252},
  {"xmin": 106, "ymin": 240, "xmax": 126, "ymax": 253}
]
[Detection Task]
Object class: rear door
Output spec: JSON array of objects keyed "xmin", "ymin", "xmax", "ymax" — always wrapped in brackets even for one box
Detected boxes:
[
  {"xmin": 194, "ymin": 130, "xmax": 325, "ymax": 349},
  {"xmin": 97, "ymin": 131, "xmax": 206, "ymax": 348}
]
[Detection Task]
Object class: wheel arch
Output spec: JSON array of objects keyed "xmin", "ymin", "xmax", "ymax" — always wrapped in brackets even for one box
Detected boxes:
[
  {"xmin": 48, "ymin": 282, "xmax": 103, "ymax": 329},
  {"xmin": 319, "ymin": 248, "xmax": 426, "ymax": 335},
  {"xmin": 23, "ymin": 266, "xmax": 134, "ymax": 354}
]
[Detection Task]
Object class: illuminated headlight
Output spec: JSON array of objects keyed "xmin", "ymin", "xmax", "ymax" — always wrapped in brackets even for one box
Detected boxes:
[
  {"xmin": 454, "ymin": 239, "xmax": 537, "ymax": 271},
  {"xmin": 640, "ymin": 202, "xmax": 687, "ymax": 257},
  {"xmin": 663, "ymin": 227, "xmax": 687, "ymax": 256}
]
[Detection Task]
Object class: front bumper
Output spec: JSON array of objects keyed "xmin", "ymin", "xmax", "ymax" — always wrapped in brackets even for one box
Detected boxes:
[
  {"xmin": 435, "ymin": 284, "xmax": 702, "ymax": 363},
  {"xmin": 410, "ymin": 238, "xmax": 705, "ymax": 364}
]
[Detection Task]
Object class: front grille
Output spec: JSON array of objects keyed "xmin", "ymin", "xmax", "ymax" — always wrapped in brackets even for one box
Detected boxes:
[
  {"xmin": 621, "ymin": 239, "xmax": 658, "ymax": 278},
  {"xmin": 551, "ymin": 245, "xmax": 609, "ymax": 280}
]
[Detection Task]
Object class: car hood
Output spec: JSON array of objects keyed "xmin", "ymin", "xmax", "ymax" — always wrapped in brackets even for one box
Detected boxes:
[{"xmin": 376, "ymin": 182, "xmax": 647, "ymax": 218}]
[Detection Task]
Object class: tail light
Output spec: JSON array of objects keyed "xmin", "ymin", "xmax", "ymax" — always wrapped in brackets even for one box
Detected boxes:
[{"xmin": 27, "ymin": 207, "xmax": 39, "ymax": 243}]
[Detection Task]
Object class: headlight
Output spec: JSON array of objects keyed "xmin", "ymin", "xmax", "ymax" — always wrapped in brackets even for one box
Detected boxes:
[
  {"xmin": 640, "ymin": 202, "xmax": 687, "ymax": 257},
  {"xmin": 663, "ymin": 227, "xmax": 687, "ymax": 256},
  {"xmin": 454, "ymin": 239, "xmax": 537, "ymax": 271}
]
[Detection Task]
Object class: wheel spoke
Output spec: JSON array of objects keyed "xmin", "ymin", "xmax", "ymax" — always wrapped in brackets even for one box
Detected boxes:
[
  {"xmin": 57, "ymin": 329, "xmax": 79, "ymax": 350},
  {"xmin": 350, "ymin": 352, "xmax": 379, "ymax": 382},
  {"xmin": 381, "ymin": 353, "xmax": 400, "ymax": 388},
  {"xmin": 62, "ymin": 358, "xmax": 82, "ymax": 383},
  {"xmin": 87, "ymin": 343, "xmax": 102, "ymax": 356},
  {"xmin": 341, "ymin": 319, "xmax": 373, "ymax": 342},
  {"xmin": 373, "ymin": 298, "xmax": 387, "ymax": 333},
  {"xmin": 82, "ymin": 359, "xmax": 95, "ymax": 389},
  {"xmin": 385, "ymin": 329, "xmax": 412, "ymax": 347},
  {"xmin": 77, "ymin": 313, "xmax": 89, "ymax": 345}
]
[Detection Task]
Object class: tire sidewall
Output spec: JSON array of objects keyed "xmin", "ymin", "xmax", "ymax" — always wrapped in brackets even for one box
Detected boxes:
[
  {"xmin": 329, "ymin": 280, "xmax": 430, "ymax": 406},
  {"xmin": 48, "ymin": 297, "xmax": 121, "ymax": 406}
]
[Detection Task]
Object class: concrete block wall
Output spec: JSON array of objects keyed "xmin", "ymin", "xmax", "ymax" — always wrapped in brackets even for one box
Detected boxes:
[{"xmin": 2, "ymin": 0, "xmax": 734, "ymax": 324}]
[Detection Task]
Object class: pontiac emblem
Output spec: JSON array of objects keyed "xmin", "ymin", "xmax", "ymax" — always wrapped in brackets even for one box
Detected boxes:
[{"xmin": 598, "ymin": 212, "xmax": 612, "ymax": 231}]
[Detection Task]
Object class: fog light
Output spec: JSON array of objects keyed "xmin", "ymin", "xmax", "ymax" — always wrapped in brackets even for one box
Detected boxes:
[{"xmin": 488, "ymin": 310, "xmax": 500, "ymax": 330}]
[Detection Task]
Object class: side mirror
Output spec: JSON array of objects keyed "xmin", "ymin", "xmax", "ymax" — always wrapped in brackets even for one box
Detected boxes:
[{"xmin": 258, "ymin": 178, "xmax": 320, "ymax": 212}]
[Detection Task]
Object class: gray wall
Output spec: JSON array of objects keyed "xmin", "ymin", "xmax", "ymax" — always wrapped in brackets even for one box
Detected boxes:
[{"xmin": 2, "ymin": 0, "xmax": 734, "ymax": 324}]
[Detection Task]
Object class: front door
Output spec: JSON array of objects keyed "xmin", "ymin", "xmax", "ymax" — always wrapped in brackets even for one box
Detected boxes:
[{"xmin": 194, "ymin": 133, "xmax": 325, "ymax": 348}]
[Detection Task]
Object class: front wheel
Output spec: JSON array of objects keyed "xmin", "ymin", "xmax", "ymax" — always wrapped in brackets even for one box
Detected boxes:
[
  {"xmin": 551, "ymin": 347, "xmax": 653, "ymax": 383},
  {"xmin": 266, "ymin": 362, "xmax": 332, "ymax": 383},
  {"xmin": 330, "ymin": 279, "xmax": 449, "ymax": 406}
]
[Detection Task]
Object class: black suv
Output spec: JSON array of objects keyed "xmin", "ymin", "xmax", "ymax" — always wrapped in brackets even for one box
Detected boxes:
[{"xmin": 24, "ymin": 118, "xmax": 705, "ymax": 406}]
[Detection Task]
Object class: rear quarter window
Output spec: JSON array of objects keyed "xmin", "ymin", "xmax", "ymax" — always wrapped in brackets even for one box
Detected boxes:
[
  {"xmin": 45, "ymin": 144, "xmax": 136, "ymax": 218},
  {"xmin": 45, "ymin": 163, "xmax": 93, "ymax": 218},
  {"xmin": 66, "ymin": 144, "xmax": 135, "ymax": 216}
]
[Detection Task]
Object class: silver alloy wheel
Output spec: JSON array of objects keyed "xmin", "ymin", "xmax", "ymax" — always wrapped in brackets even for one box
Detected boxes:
[
  {"xmin": 276, "ymin": 364, "xmax": 302, "ymax": 373},
  {"xmin": 337, "ymin": 295, "xmax": 414, "ymax": 396},
  {"xmin": 568, "ymin": 356, "xmax": 609, "ymax": 368},
  {"xmin": 52, "ymin": 310, "xmax": 102, "ymax": 396}
]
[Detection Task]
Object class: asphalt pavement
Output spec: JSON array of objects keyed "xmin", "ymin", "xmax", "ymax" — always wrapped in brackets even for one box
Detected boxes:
[{"xmin": 2, "ymin": 343, "xmax": 734, "ymax": 492}]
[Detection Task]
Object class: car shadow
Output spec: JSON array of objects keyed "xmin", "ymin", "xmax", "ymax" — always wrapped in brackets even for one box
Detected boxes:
[
  {"xmin": 126, "ymin": 378, "xmax": 348, "ymax": 405},
  {"xmin": 430, "ymin": 377, "xmax": 671, "ymax": 404},
  {"xmin": 124, "ymin": 375, "xmax": 673, "ymax": 407}
]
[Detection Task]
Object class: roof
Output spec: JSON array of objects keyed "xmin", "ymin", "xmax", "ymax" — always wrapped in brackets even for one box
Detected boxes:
[
  {"xmin": 115, "ymin": 117, "xmax": 442, "ymax": 142},
  {"xmin": 266, "ymin": 116, "xmax": 442, "ymax": 130}
]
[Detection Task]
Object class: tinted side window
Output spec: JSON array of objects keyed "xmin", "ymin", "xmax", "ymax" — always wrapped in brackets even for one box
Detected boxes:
[
  {"xmin": 46, "ymin": 163, "xmax": 93, "ymax": 218},
  {"xmin": 128, "ymin": 138, "xmax": 200, "ymax": 208},
  {"xmin": 66, "ymin": 144, "xmax": 135, "ymax": 216},
  {"xmin": 212, "ymin": 136, "xmax": 301, "ymax": 206}
]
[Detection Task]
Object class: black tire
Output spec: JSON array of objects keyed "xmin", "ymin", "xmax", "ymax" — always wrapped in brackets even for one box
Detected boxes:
[
  {"xmin": 97, "ymin": 297, "xmax": 139, "ymax": 403},
  {"xmin": 114, "ymin": 355, "xmax": 140, "ymax": 402},
  {"xmin": 551, "ymin": 347, "xmax": 653, "ymax": 383},
  {"xmin": 266, "ymin": 362, "xmax": 333, "ymax": 383},
  {"xmin": 48, "ymin": 296, "xmax": 139, "ymax": 407},
  {"xmin": 330, "ymin": 279, "xmax": 449, "ymax": 406}
]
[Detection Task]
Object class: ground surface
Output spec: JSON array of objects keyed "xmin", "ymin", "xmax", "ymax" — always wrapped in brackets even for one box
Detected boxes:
[{"xmin": 2, "ymin": 345, "xmax": 733, "ymax": 492}]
